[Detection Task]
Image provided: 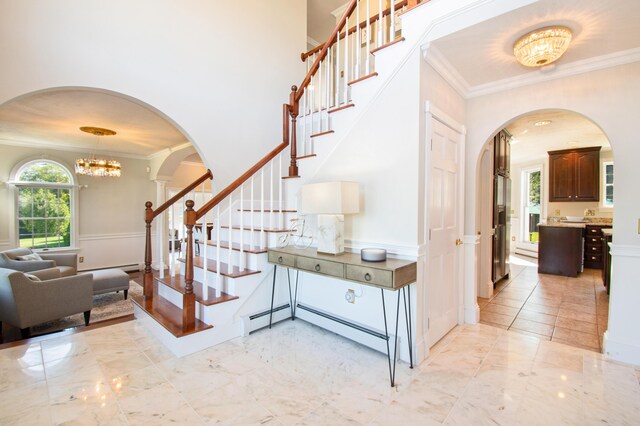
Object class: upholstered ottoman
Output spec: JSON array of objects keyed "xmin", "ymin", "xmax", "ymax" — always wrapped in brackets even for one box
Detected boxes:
[{"xmin": 85, "ymin": 268, "xmax": 130, "ymax": 299}]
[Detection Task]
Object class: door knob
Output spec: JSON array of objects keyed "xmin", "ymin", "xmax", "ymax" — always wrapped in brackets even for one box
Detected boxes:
[{"xmin": 455, "ymin": 239, "xmax": 463, "ymax": 246}]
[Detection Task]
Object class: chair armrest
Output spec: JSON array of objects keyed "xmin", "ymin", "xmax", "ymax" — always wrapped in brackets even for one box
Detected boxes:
[
  {"xmin": 40, "ymin": 253, "xmax": 77, "ymax": 269},
  {"xmin": 10, "ymin": 273, "xmax": 94, "ymax": 328},
  {"xmin": 0, "ymin": 258, "xmax": 56, "ymax": 273},
  {"xmin": 30, "ymin": 268, "xmax": 62, "ymax": 281}
]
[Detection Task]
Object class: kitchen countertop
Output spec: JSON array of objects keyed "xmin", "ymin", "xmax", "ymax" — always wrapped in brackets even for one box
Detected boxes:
[
  {"xmin": 602, "ymin": 228, "xmax": 613, "ymax": 236},
  {"xmin": 538, "ymin": 222, "xmax": 612, "ymax": 229}
]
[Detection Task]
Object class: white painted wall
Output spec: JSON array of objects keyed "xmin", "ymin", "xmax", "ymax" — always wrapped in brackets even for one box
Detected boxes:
[
  {"xmin": 0, "ymin": 0, "xmax": 307, "ymax": 190},
  {"xmin": 466, "ymin": 62, "xmax": 640, "ymax": 364},
  {"xmin": 0, "ymin": 143, "xmax": 154, "ymax": 270}
]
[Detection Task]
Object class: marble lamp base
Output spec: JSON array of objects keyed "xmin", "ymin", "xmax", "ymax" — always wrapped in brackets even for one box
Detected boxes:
[{"xmin": 317, "ymin": 214, "xmax": 344, "ymax": 255}]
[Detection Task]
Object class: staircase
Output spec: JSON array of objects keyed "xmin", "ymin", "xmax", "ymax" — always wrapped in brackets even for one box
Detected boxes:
[{"xmin": 133, "ymin": 0, "xmax": 428, "ymax": 357}]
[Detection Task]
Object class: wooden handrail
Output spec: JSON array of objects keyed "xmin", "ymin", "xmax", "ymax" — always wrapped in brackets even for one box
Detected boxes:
[
  {"xmin": 194, "ymin": 141, "xmax": 289, "ymax": 221},
  {"xmin": 301, "ymin": 0, "xmax": 409, "ymax": 62},
  {"xmin": 294, "ymin": 0, "xmax": 358, "ymax": 104},
  {"xmin": 152, "ymin": 169, "xmax": 213, "ymax": 219}
]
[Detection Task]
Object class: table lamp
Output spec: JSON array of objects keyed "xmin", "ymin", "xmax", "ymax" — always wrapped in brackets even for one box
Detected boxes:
[{"xmin": 301, "ymin": 181, "xmax": 360, "ymax": 255}]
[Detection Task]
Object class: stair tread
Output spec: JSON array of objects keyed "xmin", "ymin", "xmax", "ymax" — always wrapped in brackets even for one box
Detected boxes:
[
  {"xmin": 348, "ymin": 72, "xmax": 378, "ymax": 86},
  {"xmin": 296, "ymin": 154, "xmax": 317, "ymax": 160},
  {"xmin": 237, "ymin": 209, "xmax": 297, "ymax": 213},
  {"xmin": 131, "ymin": 289, "xmax": 212, "ymax": 337},
  {"xmin": 371, "ymin": 37, "xmax": 405, "ymax": 55},
  {"xmin": 328, "ymin": 103, "xmax": 355, "ymax": 114},
  {"xmin": 205, "ymin": 240, "xmax": 267, "ymax": 254},
  {"xmin": 310, "ymin": 130, "xmax": 334, "ymax": 138},
  {"xmin": 221, "ymin": 225, "xmax": 288, "ymax": 233},
  {"xmin": 178, "ymin": 256, "xmax": 261, "ymax": 278},
  {"xmin": 155, "ymin": 275, "xmax": 239, "ymax": 306}
]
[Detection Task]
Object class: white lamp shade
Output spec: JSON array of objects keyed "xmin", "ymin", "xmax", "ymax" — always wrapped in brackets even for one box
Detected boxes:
[{"xmin": 301, "ymin": 181, "xmax": 360, "ymax": 215}]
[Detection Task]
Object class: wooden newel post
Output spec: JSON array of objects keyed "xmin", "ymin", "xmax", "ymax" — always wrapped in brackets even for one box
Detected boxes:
[
  {"xmin": 143, "ymin": 201, "xmax": 154, "ymax": 299},
  {"xmin": 183, "ymin": 199, "xmax": 196, "ymax": 330},
  {"xmin": 288, "ymin": 85, "xmax": 300, "ymax": 177}
]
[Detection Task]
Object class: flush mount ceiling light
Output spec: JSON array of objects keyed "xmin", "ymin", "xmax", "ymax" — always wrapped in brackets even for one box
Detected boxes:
[
  {"xmin": 534, "ymin": 120, "xmax": 552, "ymax": 127},
  {"xmin": 75, "ymin": 126, "xmax": 121, "ymax": 177},
  {"xmin": 513, "ymin": 26, "xmax": 572, "ymax": 67}
]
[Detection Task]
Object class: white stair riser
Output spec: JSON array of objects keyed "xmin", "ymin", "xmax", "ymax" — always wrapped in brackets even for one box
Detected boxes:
[{"xmin": 197, "ymin": 244, "xmax": 261, "ymax": 271}]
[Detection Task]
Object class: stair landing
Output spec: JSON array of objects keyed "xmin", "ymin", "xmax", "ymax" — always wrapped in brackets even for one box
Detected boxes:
[
  {"xmin": 131, "ymin": 287, "xmax": 212, "ymax": 338},
  {"xmin": 156, "ymin": 275, "xmax": 239, "ymax": 306}
]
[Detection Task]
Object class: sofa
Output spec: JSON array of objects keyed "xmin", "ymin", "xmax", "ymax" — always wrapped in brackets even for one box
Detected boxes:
[
  {"xmin": 0, "ymin": 267, "xmax": 93, "ymax": 341},
  {"xmin": 0, "ymin": 248, "xmax": 77, "ymax": 277}
]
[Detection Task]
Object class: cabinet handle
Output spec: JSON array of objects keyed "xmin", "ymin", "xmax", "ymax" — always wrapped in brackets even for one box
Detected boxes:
[
  {"xmin": 569, "ymin": 195, "xmax": 572, "ymax": 199},
  {"xmin": 315, "ymin": 264, "xmax": 321, "ymax": 272},
  {"xmin": 278, "ymin": 256, "xmax": 283, "ymax": 263},
  {"xmin": 364, "ymin": 273, "xmax": 372, "ymax": 282},
  {"xmin": 592, "ymin": 247, "xmax": 596, "ymax": 251}
]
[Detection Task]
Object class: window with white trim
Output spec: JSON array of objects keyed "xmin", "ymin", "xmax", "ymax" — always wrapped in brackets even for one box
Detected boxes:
[
  {"xmin": 15, "ymin": 160, "xmax": 74, "ymax": 249},
  {"xmin": 603, "ymin": 161, "xmax": 614, "ymax": 208}
]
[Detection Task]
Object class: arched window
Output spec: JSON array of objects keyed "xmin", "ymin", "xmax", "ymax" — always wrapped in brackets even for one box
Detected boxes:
[{"xmin": 14, "ymin": 160, "xmax": 74, "ymax": 249}]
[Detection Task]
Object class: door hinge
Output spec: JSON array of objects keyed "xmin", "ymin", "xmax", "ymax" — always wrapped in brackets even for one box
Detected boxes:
[
  {"xmin": 429, "ymin": 229, "xmax": 431, "ymax": 240},
  {"xmin": 430, "ymin": 138, "xmax": 433, "ymax": 150},
  {"xmin": 427, "ymin": 317, "xmax": 430, "ymax": 329}
]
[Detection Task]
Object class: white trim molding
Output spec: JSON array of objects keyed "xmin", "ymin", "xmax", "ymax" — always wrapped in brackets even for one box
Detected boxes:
[
  {"xmin": 424, "ymin": 101, "xmax": 467, "ymax": 135},
  {"xmin": 463, "ymin": 234, "xmax": 481, "ymax": 324},
  {"xmin": 78, "ymin": 232, "xmax": 147, "ymax": 242},
  {"xmin": 609, "ymin": 244, "xmax": 640, "ymax": 258}
]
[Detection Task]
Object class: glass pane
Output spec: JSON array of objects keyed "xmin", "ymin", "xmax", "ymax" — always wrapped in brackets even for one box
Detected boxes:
[
  {"xmin": 19, "ymin": 237, "xmax": 33, "ymax": 248},
  {"xmin": 18, "ymin": 188, "xmax": 33, "ymax": 217},
  {"xmin": 606, "ymin": 186, "xmax": 613, "ymax": 204},
  {"xmin": 45, "ymin": 219, "xmax": 59, "ymax": 235},
  {"xmin": 30, "ymin": 234, "xmax": 47, "ymax": 249},
  {"xmin": 528, "ymin": 171, "xmax": 541, "ymax": 206},
  {"xmin": 17, "ymin": 161, "xmax": 71, "ymax": 183},
  {"xmin": 606, "ymin": 174, "xmax": 613, "ymax": 185},
  {"xmin": 32, "ymin": 189, "xmax": 46, "ymax": 217}
]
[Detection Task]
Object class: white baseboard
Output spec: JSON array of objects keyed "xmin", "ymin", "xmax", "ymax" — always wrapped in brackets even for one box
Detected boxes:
[
  {"xmin": 603, "ymin": 331, "xmax": 640, "ymax": 366},
  {"xmin": 465, "ymin": 304, "xmax": 480, "ymax": 324}
]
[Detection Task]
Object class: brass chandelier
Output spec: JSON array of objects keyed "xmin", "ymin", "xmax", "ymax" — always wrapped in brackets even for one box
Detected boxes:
[
  {"xmin": 75, "ymin": 126, "xmax": 121, "ymax": 177},
  {"xmin": 513, "ymin": 26, "xmax": 573, "ymax": 67}
]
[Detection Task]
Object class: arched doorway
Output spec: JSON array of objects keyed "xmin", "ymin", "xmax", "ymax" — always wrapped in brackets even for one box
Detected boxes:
[{"xmin": 473, "ymin": 109, "xmax": 613, "ymax": 353}]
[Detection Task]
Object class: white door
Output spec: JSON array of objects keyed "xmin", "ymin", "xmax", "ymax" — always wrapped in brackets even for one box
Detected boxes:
[{"xmin": 427, "ymin": 118, "xmax": 462, "ymax": 347}]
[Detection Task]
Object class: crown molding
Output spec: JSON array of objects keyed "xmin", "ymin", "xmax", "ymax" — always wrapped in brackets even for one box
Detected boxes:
[
  {"xmin": 0, "ymin": 137, "xmax": 150, "ymax": 160},
  {"xmin": 422, "ymin": 44, "xmax": 640, "ymax": 100},
  {"xmin": 145, "ymin": 141, "xmax": 194, "ymax": 160},
  {"xmin": 331, "ymin": 2, "xmax": 349, "ymax": 19},
  {"xmin": 307, "ymin": 36, "xmax": 321, "ymax": 48},
  {"xmin": 180, "ymin": 160, "xmax": 205, "ymax": 167}
]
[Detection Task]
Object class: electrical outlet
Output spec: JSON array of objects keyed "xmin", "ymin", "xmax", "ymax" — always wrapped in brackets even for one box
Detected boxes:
[
  {"xmin": 79, "ymin": 256, "xmax": 84, "ymax": 263},
  {"xmin": 345, "ymin": 289, "xmax": 355, "ymax": 304}
]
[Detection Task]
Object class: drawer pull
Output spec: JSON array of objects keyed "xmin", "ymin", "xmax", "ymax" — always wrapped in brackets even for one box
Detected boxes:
[
  {"xmin": 315, "ymin": 264, "xmax": 321, "ymax": 272},
  {"xmin": 278, "ymin": 256, "xmax": 283, "ymax": 263},
  {"xmin": 592, "ymin": 256, "xmax": 597, "ymax": 260},
  {"xmin": 364, "ymin": 273, "xmax": 372, "ymax": 281},
  {"xmin": 592, "ymin": 247, "xmax": 597, "ymax": 251}
]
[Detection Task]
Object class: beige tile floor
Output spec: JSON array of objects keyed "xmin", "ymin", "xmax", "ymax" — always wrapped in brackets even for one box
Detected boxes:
[
  {"xmin": 1, "ymin": 316, "xmax": 639, "ymax": 425},
  {"xmin": 479, "ymin": 255, "xmax": 609, "ymax": 352}
]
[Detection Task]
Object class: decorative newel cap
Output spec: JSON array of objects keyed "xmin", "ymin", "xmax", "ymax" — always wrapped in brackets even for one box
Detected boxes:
[
  {"xmin": 145, "ymin": 201, "xmax": 153, "ymax": 209},
  {"xmin": 186, "ymin": 200, "xmax": 195, "ymax": 209}
]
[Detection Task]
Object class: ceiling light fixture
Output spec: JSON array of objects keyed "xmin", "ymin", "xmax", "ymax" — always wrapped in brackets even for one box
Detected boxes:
[
  {"xmin": 75, "ymin": 126, "xmax": 121, "ymax": 177},
  {"xmin": 534, "ymin": 120, "xmax": 552, "ymax": 127},
  {"xmin": 513, "ymin": 26, "xmax": 572, "ymax": 67}
]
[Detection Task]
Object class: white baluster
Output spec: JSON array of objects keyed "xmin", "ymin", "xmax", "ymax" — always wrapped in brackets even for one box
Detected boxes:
[
  {"xmin": 269, "ymin": 160, "xmax": 274, "ymax": 231},
  {"xmin": 366, "ymin": 0, "xmax": 371, "ymax": 73},
  {"xmin": 250, "ymin": 175, "xmax": 254, "ymax": 249},
  {"xmin": 228, "ymin": 192, "xmax": 232, "ymax": 273},
  {"xmin": 378, "ymin": 0, "xmax": 384, "ymax": 47},
  {"xmin": 240, "ymin": 183, "xmax": 245, "ymax": 271},
  {"xmin": 356, "ymin": 0, "xmax": 361, "ymax": 79},
  {"xmin": 344, "ymin": 14, "xmax": 350, "ymax": 101},
  {"xmin": 216, "ymin": 205, "xmax": 221, "ymax": 292},
  {"xmin": 325, "ymin": 49, "xmax": 330, "ymax": 133},
  {"xmin": 303, "ymin": 57, "xmax": 309, "ymax": 155},
  {"xmin": 279, "ymin": 154, "xmax": 283, "ymax": 230},
  {"xmin": 202, "ymin": 183, "xmax": 208, "ymax": 296},
  {"xmin": 170, "ymin": 202, "xmax": 176, "ymax": 277},
  {"xmin": 260, "ymin": 168, "xmax": 265, "ymax": 249},
  {"xmin": 335, "ymin": 35, "xmax": 341, "ymax": 105},
  {"xmin": 318, "ymin": 51, "xmax": 323, "ymax": 133},
  {"xmin": 390, "ymin": 0, "xmax": 395, "ymax": 41}
]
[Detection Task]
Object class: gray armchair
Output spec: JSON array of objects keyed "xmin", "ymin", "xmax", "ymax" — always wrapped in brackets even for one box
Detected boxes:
[
  {"xmin": 0, "ymin": 268, "xmax": 93, "ymax": 341},
  {"xmin": 0, "ymin": 248, "xmax": 77, "ymax": 277}
]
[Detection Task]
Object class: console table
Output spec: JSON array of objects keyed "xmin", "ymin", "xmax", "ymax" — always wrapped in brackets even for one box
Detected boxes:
[{"xmin": 267, "ymin": 246, "xmax": 417, "ymax": 386}]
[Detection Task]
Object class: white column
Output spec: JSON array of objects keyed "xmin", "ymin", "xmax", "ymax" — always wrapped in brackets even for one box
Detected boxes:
[
  {"xmin": 603, "ymin": 244, "xmax": 640, "ymax": 365},
  {"xmin": 463, "ymin": 234, "xmax": 481, "ymax": 324},
  {"xmin": 153, "ymin": 180, "xmax": 168, "ymax": 273}
]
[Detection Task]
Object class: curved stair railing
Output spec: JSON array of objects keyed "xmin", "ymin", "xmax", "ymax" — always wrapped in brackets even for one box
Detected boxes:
[{"xmin": 144, "ymin": 0, "xmax": 427, "ymax": 332}]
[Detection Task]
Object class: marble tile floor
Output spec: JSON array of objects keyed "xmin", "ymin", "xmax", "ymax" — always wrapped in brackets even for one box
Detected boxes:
[
  {"xmin": 479, "ymin": 255, "xmax": 609, "ymax": 353},
  {"xmin": 1, "ymin": 317, "xmax": 639, "ymax": 425}
]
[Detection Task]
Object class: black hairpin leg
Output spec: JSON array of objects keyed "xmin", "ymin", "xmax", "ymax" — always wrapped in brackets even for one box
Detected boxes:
[
  {"xmin": 269, "ymin": 265, "xmax": 277, "ymax": 329},
  {"xmin": 402, "ymin": 286, "xmax": 414, "ymax": 368},
  {"xmin": 292, "ymin": 271, "xmax": 299, "ymax": 319},
  {"xmin": 381, "ymin": 288, "xmax": 403, "ymax": 387}
]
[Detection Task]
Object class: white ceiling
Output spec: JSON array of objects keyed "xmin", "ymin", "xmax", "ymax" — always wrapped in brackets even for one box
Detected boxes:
[
  {"xmin": 307, "ymin": 0, "xmax": 346, "ymax": 44},
  {"xmin": 430, "ymin": 0, "xmax": 640, "ymax": 89},
  {"xmin": 507, "ymin": 110, "xmax": 610, "ymax": 164},
  {"xmin": 0, "ymin": 89, "xmax": 189, "ymax": 158}
]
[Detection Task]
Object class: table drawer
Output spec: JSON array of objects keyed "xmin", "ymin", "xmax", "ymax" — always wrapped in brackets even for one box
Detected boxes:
[
  {"xmin": 585, "ymin": 244, "xmax": 602, "ymax": 254},
  {"xmin": 268, "ymin": 251, "xmax": 295, "ymax": 268},
  {"xmin": 346, "ymin": 265, "xmax": 393, "ymax": 288},
  {"xmin": 587, "ymin": 236, "xmax": 602, "ymax": 245},
  {"xmin": 585, "ymin": 254, "xmax": 602, "ymax": 263},
  {"xmin": 296, "ymin": 256, "xmax": 344, "ymax": 278}
]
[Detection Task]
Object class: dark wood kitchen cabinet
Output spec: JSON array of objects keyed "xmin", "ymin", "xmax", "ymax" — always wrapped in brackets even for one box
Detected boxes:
[
  {"xmin": 584, "ymin": 224, "xmax": 612, "ymax": 269},
  {"xmin": 538, "ymin": 225, "xmax": 583, "ymax": 277},
  {"xmin": 548, "ymin": 147, "xmax": 601, "ymax": 202}
]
